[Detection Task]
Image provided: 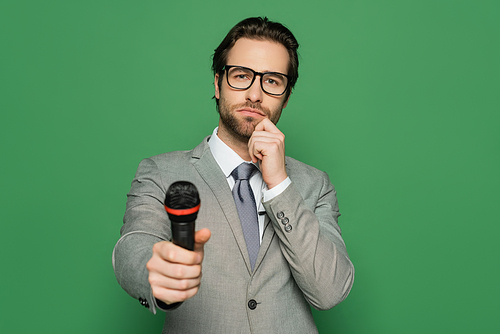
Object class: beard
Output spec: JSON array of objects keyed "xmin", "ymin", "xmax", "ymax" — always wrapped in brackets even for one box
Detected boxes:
[{"xmin": 217, "ymin": 96, "xmax": 284, "ymax": 140}]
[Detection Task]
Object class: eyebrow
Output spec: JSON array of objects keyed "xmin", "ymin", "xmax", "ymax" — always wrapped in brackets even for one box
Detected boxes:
[{"xmin": 234, "ymin": 66, "xmax": 287, "ymax": 75}]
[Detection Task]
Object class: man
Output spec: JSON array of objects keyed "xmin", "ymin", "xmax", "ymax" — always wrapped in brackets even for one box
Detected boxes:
[{"xmin": 113, "ymin": 17, "xmax": 354, "ymax": 333}]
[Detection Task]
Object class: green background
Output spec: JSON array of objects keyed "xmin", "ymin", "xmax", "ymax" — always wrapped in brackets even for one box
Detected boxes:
[{"xmin": 1, "ymin": 0, "xmax": 499, "ymax": 333}]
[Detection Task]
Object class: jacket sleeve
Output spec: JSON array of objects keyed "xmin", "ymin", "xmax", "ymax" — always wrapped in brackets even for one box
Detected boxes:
[
  {"xmin": 112, "ymin": 158, "xmax": 172, "ymax": 314},
  {"xmin": 262, "ymin": 171, "xmax": 354, "ymax": 310}
]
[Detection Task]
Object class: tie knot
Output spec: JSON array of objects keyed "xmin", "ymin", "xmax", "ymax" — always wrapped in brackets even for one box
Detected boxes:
[{"xmin": 231, "ymin": 163, "xmax": 257, "ymax": 180}]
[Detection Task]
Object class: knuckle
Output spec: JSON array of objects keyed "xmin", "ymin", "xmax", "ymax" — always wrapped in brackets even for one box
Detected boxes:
[
  {"xmin": 166, "ymin": 248, "xmax": 177, "ymax": 262},
  {"xmin": 146, "ymin": 260, "xmax": 153, "ymax": 271},
  {"xmin": 152, "ymin": 242, "xmax": 159, "ymax": 252},
  {"xmin": 152, "ymin": 241, "xmax": 164, "ymax": 254},
  {"xmin": 174, "ymin": 265, "xmax": 185, "ymax": 278},
  {"xmin": 179, "ymin": 279, "xmax": 190, "ymax": 290},
  {"xmin": 148, "ymin": 274, "xmax": 158, "ymax": 287},
  {"xmin": 146, "ymin": 256, "xmax": 159, "ymax": 272}
]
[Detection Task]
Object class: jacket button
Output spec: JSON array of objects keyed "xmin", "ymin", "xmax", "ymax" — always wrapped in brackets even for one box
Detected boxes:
[
  {"xmin": 281, "ymin": 217, "xmax": 289, "ymax": 225},
  {"xmin": 248, "ymin": 299, "xmax": 257, "ymax": 310},
  {"xmin": 277, "ymin": 211, "xmax": 285, "ymax": 219},
  {"xmin": 139, "ymin": 298, "xmax": 149, "ymax": 308},
  {"xmin": 284, "ymin": 224, "xmax": 292, "ymax": 232}
]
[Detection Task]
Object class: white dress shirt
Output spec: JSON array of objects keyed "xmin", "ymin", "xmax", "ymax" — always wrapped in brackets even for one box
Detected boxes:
[{"xmin": 208, "ymin": 127, "xmax": 291, "ymax": 243}]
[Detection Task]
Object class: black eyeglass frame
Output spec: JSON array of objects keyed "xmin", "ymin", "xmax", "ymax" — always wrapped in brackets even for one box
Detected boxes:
[{"xmin": 223, "ymin": 65, "xmax": 291, "ymax": 96}]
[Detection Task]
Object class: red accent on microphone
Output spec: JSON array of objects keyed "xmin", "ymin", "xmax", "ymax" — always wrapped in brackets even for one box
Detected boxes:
[{"xmin": 164, "ymin": 203, "xmax": 201, "ymax": 216}]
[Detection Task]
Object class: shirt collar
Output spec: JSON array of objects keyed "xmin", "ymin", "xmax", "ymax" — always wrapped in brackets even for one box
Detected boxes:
[{"xmin": 208, "ymin": 127, "xmax": 258, "ymax": 178}]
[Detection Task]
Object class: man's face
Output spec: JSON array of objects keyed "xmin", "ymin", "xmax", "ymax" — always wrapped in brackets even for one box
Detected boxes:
[{"xmin": 214, "ymin": 38, "xmax": 290, "ymax": 141}]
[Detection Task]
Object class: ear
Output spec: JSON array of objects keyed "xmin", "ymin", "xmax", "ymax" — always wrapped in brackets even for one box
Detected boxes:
[{"xmin": 214, "ymin": 73, "xmax": 220, "ymax": 99}]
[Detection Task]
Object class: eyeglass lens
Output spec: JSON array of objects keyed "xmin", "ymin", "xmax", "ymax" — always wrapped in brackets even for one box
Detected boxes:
[{"xmin": 227, "ymin": 67, "xmax": 288, "ymax": 95}]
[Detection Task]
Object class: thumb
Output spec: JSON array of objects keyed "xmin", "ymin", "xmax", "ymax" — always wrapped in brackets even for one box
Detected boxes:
[{"xmin": 194, "ymin": 228, "xmax": 211, "ymax": 254}]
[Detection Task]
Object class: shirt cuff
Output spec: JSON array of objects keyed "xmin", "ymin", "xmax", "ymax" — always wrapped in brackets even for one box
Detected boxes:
[
  {"xmin": 155, "ymin": 298, "xmax": 182, "ymax": 311},
  {"xmin": 263, "ymin": 177, "xmax": 291, "ymax": 202}
]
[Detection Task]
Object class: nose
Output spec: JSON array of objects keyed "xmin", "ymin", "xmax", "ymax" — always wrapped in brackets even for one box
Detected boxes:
[{"xmin": 245, "ymin": 75, "xmax": 263, "ymax": 103}]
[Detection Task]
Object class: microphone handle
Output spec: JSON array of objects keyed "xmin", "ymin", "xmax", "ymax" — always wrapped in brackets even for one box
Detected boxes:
[{"xmin": 171, "ymin": 220, "xmax": 195, "ymax": 251}]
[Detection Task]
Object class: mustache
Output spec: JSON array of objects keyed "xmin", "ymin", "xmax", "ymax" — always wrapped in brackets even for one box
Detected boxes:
[{"xmin": 233, "ymin": 102, "xmax": 270, "ymax": 115}]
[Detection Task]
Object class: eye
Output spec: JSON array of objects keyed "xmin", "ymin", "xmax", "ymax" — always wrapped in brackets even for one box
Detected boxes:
[
  {"xmin": 264, "ymin": 75, "xmax": 284, "ymax": 87},
  {"xmin": 236, "ymin": 74, "xmax": 250, "ymax": 80},
  {"xmin": 229, "ymin": 67, "xmax": 253, "ymax": 81}
]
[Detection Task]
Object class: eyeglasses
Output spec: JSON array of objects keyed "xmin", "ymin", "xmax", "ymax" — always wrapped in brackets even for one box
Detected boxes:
[{"xmin": 224, "ymin": 65, "xmax": 290, "ymax": 96}]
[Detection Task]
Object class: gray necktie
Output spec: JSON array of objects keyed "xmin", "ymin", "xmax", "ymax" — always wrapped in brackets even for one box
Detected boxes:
[{"xmin": 231, "ymin": 163, "xmax": 260, "ymax": 271}]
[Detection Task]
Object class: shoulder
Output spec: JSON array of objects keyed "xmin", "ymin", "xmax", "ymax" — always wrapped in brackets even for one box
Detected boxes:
[
  {"xmin": 148, "ymin": 149, "xmax": 193, "ymax": 165},
  {"xmin": 285, "ymin": 156, "xmax": 329, "ymax": 179},
  {"xmin": 285, "ymin": 156, "xmax": 333, "ymax": 193},
  {"xmin": 143, "ymin": 136, "xmax": 211, "ymax": 169}
]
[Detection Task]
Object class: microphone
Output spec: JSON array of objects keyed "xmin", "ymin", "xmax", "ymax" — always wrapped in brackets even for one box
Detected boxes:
[{"xmin": 164, "ymin": 181, "xmax": 200, "ymax": 251}]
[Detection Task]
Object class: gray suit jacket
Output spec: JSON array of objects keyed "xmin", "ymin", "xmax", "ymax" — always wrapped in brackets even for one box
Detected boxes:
[{"xmin": 113, "ymin": 136, "xmax": 354, "ymax": 333}]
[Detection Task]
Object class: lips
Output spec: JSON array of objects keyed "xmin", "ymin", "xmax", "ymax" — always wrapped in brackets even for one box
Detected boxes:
[{"xmin": 236, "ymin": 107, "xmax": 266, "ymax": 118}]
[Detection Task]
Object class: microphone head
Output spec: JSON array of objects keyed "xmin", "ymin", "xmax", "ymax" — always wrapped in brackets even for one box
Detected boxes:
[{"xmin": 164, "ymin": 181, "xmax": 200, "ymax": 222}]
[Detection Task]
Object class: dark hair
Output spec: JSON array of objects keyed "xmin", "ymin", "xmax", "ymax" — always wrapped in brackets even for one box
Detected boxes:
[{"xmin": 212, "ymin": 17, "xmax": 299, "ymax": 105}]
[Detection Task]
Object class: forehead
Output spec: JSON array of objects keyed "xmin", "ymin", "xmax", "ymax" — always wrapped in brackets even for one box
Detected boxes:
[{"xmin": 226, "ymin": 38, "xmax": 289, "ymax": 74}]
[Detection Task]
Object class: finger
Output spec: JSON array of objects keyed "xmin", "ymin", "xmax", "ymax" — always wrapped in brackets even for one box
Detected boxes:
[
  {"xmin": 250, "ymin": 133, "xmax": 283, "ymax": 144},
  {"xmin": 248, "ymin": 132, "xmax": 276, "ymax": 162},
  {"xmin": 147, "ymin": 255, "xmax": 202, "ymax": 279},
  {"xmin": 153, "ymin": 241, "xmax": 201, "ymax": 265},
  {"xmin": 249, "ymin": 127, "xmax": 285, "ymax": 152},
  {"xmin": 248, "ymin": 136, "xmax": 283, "ymax": 160},
  {"xmin": 250, "ymin": 132, "xmax": 281, "ymax": 142},
  {"xmin": 254, "ymin": 118, "xmax": 281, "ymax": 133},
  {"xmin": 149, "ymin": 272, "xmax": 202, "ymax": 291},
  {"xmin": 151, "ymin": 285, "xmax": 200, "ymax": 305},
  {"xmin": 247, "ymin": 143, "xmax": 263, "ymax": 163}
]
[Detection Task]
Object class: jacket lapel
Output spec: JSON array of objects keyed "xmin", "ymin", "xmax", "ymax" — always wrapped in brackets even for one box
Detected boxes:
[
  {"xmin": 191, "ymin": 137, "xmax": 253, "ymax": 273},
  {"xmin": 253, "ymin": 214, "xmax": 274, "ymax": 273}
]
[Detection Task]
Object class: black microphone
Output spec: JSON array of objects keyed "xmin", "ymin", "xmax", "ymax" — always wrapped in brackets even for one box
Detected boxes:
[{"xmin": 164, "ymin": 181, "xmax": 200, "ymax": 251}]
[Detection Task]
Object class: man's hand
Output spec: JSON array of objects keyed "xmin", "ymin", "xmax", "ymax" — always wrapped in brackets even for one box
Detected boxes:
[
  {"xmin": 248, "ymin": 118, "xmax": 287, "ymax": 189},
  {"xmin": 146, "ymin": 228, "xmax": 211, "ymax": 305}
]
